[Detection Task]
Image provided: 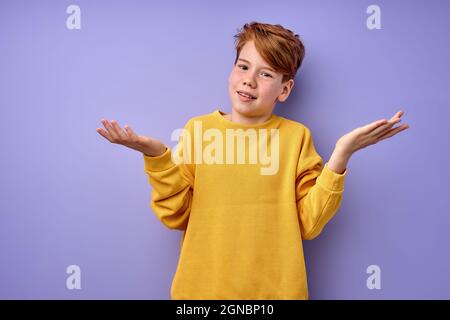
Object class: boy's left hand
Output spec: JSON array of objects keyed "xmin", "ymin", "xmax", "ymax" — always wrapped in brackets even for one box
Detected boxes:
[{"xmin": 335, "ymin": 110, "xmax": 410, "ymax": 157}]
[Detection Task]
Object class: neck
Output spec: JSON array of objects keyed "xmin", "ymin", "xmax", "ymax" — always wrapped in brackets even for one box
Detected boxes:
[{"xmin": 229, "ymin": 109, "xmax": 272, "ymax": 125}]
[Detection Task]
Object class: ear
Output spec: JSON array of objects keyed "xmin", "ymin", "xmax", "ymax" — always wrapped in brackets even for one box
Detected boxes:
[{"xmin": 277, "ymin": 79, "xmax": 295, "ymax": 102}]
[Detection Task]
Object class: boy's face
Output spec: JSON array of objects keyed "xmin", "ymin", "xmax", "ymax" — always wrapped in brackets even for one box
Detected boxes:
[{"xmin": 228, "ymin": 40, "xmax": 294, "ymax": 118}]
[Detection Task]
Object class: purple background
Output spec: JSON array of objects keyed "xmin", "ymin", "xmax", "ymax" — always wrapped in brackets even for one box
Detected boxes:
[{"xmin": 1, "ymin": 0, "xmax": 449, "ymax": 299}]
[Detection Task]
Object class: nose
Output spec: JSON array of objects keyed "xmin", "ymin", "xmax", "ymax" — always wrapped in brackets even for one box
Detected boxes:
[
  {"xmin": 243, "ymin": 77, "xmax": 256, "ymax": 88},
  {"xmin": 242, "ymin": 72, "xmax": 256, "ymax": 88}
]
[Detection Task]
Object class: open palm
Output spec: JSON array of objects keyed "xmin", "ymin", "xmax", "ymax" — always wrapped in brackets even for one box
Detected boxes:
[{"xmin": 336, "ymin": 110, "xmax": 410, "ymax": 156}]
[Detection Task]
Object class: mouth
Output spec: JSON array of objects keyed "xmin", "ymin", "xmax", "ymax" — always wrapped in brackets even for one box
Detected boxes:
[{"xmin": 237, "ymin": 91, "xmax": 257, "ymax": 100}]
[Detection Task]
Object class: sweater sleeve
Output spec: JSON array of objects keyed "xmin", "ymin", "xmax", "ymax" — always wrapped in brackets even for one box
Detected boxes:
[
  {"xmin": 295, "ymin": 127, "xmax": 347, "ymax": 240},
  {"xmin": 143, "ymin": 120, "xmax": 195, "ymax": 231}
]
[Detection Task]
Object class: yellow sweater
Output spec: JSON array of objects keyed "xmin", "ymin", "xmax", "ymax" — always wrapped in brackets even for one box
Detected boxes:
[{"xmin": 143, "ymin": 109, "xmax": 347, "ymax": 300}]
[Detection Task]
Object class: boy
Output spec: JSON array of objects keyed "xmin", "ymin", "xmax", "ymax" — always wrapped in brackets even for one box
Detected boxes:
[{"xmin": 96, "ymin": 21, "xmax": 409, "ymax": 299}]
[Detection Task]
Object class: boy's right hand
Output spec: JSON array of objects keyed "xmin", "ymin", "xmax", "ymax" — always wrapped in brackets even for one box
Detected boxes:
[{"xmin": 96, "ymin": 118, "xmax": 167, "ymax": 157}]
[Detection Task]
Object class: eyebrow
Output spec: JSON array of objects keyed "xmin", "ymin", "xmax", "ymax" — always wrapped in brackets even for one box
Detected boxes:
[{"xmin": 237, "ymin": 58, "xmax": 276, "ymax": 73}]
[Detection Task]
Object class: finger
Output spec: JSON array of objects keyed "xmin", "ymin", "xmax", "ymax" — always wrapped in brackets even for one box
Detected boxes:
[
  {"xmin": 372, "ymin": 117, "xmax": 402, "ymax": 138},
  {"xmin": 110, "ymin": 119, "xmax": 127, "ymax": 140},
  {"xmin": 362, "ymin": 119, "xmax": 389, "ymax": 134},
  {"xmin": 376, "ymin": 124, "xmax": 410, "ymax": 142},
  {"xmin": 124, "ymin": 125, "xmax": 137, "ymax": 139},
  {"xmin": 101, "ymin": 118, "xmax": 120, "ymax": 141},
  {"xmin": 373, "ymin": 110, "xmax": 405, "ymax": 137},
  {"xmin": 389, "ymin": 110, "xmax": 405, "ymax": 122},
  {"xmin": 96, "ymin": 127, "xmax": 113, "ymax": 142},
  {"xmin": 123, "ymin": 124, "xmax": 135, "ymax": 137},
  {"xmin": 377, "ymin": 124, "xmax": 408, "ymax": 141}
]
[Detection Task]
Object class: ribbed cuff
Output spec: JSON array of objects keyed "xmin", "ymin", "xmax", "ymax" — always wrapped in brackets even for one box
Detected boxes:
[
  {"xmin": 316, "ymin": 162, "xmax": 347, "ymax": 192},
  {"xmin": 143, "ymin": 146, "xmax": 173, "ymax": 172}
]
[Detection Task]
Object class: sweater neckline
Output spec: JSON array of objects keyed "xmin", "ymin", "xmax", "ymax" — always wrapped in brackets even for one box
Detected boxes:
[{"xmin": 213, "ymin": 108, "xmax": 281, "ymax": 128}]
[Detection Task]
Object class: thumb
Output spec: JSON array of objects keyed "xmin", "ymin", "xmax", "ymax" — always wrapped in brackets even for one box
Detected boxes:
[{"xmin": 124, "ymin": 125, "xmax": 136, "ymax": 137}]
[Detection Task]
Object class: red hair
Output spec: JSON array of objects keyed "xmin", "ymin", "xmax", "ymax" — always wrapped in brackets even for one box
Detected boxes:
[{"xmin": 233, "ymin": 21, "xmax": 305, "ymax": 83}]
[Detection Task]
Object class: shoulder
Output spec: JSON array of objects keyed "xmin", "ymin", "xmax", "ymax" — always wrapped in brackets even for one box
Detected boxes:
[
  {"xmin": 181, "ymin": 112, "xmax": 215, "ymax": 131},
  {"xmin": 189, "ymin": 112, "xmax": 213, "ymax": 122},
  {"xmin": 277, "ymin": 115, "xmax": 313, "ymax": 138}
]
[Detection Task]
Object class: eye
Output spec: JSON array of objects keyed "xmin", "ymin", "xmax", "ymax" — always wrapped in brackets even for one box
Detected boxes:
[{"xmin": 237, "ymin": 64, "xmax": 272, "ymax": 78}]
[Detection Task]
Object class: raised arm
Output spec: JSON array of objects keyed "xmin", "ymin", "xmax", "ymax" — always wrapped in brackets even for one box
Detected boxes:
[
  {"xmin": 295, "ymin": 127, "xmax": 346, "ymax": 240},
  {"xmin": 96, "ymin": 118, "xmax": 195, "ymax": 230},
  {"xmin": 328, "ymin": 110, "xmax": 410, "ymax": 174}
]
